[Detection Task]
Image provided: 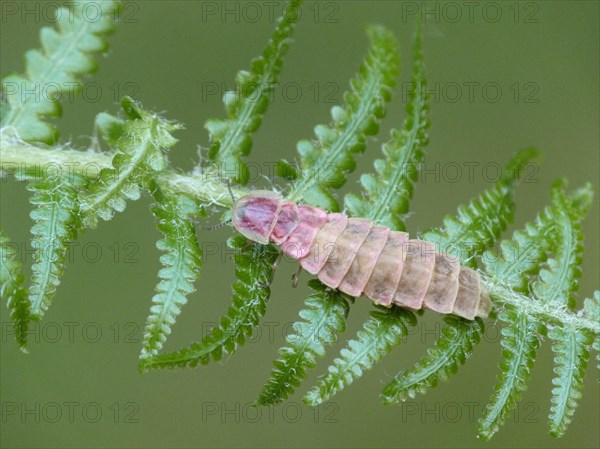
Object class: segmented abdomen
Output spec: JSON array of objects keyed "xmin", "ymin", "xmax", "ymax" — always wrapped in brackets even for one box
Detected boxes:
[{"xmin": 271, "ymin": 203, "xmax": 491, "ymax": 320}]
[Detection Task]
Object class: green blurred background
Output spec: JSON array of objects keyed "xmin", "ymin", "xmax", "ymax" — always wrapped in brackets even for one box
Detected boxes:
[{"xmin": 1, "ymin": 1, "xmax": 598, "ymax": 448}]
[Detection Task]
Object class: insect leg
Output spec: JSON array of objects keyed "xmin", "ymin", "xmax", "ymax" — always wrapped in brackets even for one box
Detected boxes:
[
  {"xmin": 258, "ymin": 250, "xmax": 282, "ymax": 288},
  {"xmin": 291, "ymin": 265, "xmax": 302, "ymax": 288}
]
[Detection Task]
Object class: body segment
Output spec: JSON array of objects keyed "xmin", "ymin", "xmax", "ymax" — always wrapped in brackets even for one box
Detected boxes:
[
  {"xmin": 232, "ymin": 191, "xmax": 492, "ymax": 320},
  {"xmin": 318, "ymin": 218, "xmax": 372, "ymax": 289},
  {"xmin": 362, "ymin": 230, "xmax": 409, "ymax": 306}
]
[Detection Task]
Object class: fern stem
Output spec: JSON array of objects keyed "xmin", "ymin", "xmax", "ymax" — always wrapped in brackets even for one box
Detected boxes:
[
  {"xmin": 0, "ymin": 138, "xmax": 247, "ymax": 207},
  {"xmin": 2, "ymin": 139, "xmax": 597, "ymax": 338},
  {"xmin": 485, "ymin": 279, "xmax": 599, "ymax": 335}
]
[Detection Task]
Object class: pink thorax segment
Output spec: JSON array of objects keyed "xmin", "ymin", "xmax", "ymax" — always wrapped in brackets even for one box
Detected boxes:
[
  {"xmin": 301, "ymin": 213, "xmax": 348, "ymax": 275},
  {"xmin": 393, "ymin": 240, "xmax": 436, "ymax": 310},
  {"xmin": 337, "ymin": 225, "xmax": 389, "ymax": 298},
  {"xmin": 317, "ymin": 218, "xmax": 372, "ymax": 289},
  {"xmin": 280, "ymin": 205, "xmax": 328, "ymax": 259},
  {"xmin": 271, "ymin": 202, "xmax": 299, "ymax": 244},
  {"xmin": 232, "ymin": 194, "xmax": 282, "ymax": 244},
  {"xmin": 363, "ymin": 231, "xmax": 409, "ymax": 306}
]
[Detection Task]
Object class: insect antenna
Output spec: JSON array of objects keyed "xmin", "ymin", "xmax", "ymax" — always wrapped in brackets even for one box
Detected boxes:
[
  {"xmin": 201, "ymin": 219, "xmax": 232, "ymax": 231},
  {"xmin": 226, "ymin": 179, "xmax": 236, "ymax": 204}
]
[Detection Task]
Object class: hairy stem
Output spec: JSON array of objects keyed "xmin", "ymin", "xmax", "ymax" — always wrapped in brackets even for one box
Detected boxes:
[
  {"xmin": 485, "ymin": 278, "xmax": 598, "ymax": 335},
  {"xmin": 0, "ymin": 138, "xmax": 247, "ymax": 207},
  {"xmin": 1, "ymin": 138, "xmax": 597, "ymax": 337}
]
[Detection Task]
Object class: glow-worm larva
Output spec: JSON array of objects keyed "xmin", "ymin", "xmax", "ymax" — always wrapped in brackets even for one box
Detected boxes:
[{"xmin": 231, "ymin": 190, "xmax": 492, "ymax": 319}]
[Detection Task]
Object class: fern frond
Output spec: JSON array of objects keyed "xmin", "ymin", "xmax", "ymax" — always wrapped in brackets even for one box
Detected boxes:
[
  {"xmin": 478, "ymin": 307, "xmax": 542, "ymax": 440},
  {"xmin": 523, "ymin": 181, "xmax": 593, "ymax": 437},
  {"xmin": 381, "ymin": 316, "xmax": 482, "ymax": 405},
  {"xmin": 1, "ymin": 0, "xmax": 119, "ymax": 143},
  {"xmin": 477, "ymin": 195, "xmax": 554, "ymax": 440},
  {"xmin": 304, "ymin": 307, "xmax": 415, "ymax": 406},
  {"xmin": 532, "ymin": 180, "xmax": 591, "ymax": 308},
  {"xmin": 140, "ymin": 235, "xmax": 278, "ymax": 370},
  {"xmin": 345, "ymin": 24, "xmax": 428, "ymax": 230},
  {"xmin": 0, "ymin": 231, "xmax": 29, "ymax": 350},
  {"xmin": 547, "ymin": 327, "xmax": 592, "ymax": 438},
  {"xmin": 139, "ymin": 188, "xmax": 202, "ymax": 359},
  {"xmin": 27, "ymin": 176, "xmax": 81, "ymax": 319},
  {"xmin": 81, "ymin": 97, "xmax": 181, "ymax": 227},
  {"xmin": 284, "ymin": 25, "xmax": 399, "ymax": 210},
  {"xmin": 478, "ymin": 182, "xmax": 593, "ymax": 440},
  {"xmin": 257, "ymin": 280, "xmax": 351, "ymax": 405},
  {"xmin": 422, "ymin": 148, "xmax": 538, "ymax": 264},
  {"xmin": 206, "ymin": 0, "xmax": 300, "ymax": 184}
]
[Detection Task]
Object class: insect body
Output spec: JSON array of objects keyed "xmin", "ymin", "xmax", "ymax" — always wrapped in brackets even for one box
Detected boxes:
[{"xmin": 232, "ymin": 190, "xmax": 492, "ymax": 320}]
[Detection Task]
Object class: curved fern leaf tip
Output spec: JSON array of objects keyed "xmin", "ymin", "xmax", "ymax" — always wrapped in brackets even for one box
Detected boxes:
[
  {"xmin": 1, "ymin": 0, "xmax": 120, "ymax": 143},
  {"xmin": 206, "ymin": 0, "xmax": 301, "ymax": 184}
]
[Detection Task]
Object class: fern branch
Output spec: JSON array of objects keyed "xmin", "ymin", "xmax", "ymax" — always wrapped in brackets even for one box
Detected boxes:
[
  {"xmin": 525, "ymin": 180, "xmax": 593, "ymax": 437},
  {"xmin": 139, "ymin": 187, "xmax": 203, "ymax": 359},
  {"xmin": 479, "ymin": 182, "xmax": 595, "ymax": 440},
  {"xmin": 304, "ymin": 307, "xmax": 415, "ymax": 406},
  {"xmin": 477, "ymin": 192, "xmax": 554, "ymax": 440},
  {"xmin": 422, "ymin": 148, "xmax": 539, "ymax": 264},
  {"xmin": 381, "ymin": 316, "xmax": 482, "ymax": 405},
  {"xmin": 140, "ymin": 236, "xmax": 278, "ymax": 370},
  {"xmin": 257, "ymin": 280, "xmax": 352, "ymax": 405},
  {"xmin": 284, "ymin": 25, "xmax": 399, "ymax": 210},
  {"xmin": 1, "ymin": 0, "xmax": 119, "ymax": 143},
  {"xmin": 0, "ymin": 230, "xmax": 29, "ymax": 350},
  {"xmin": 532, "ymin": 180, "xmax": 591, "ymax": 308},
  {"xmin": 80, "ymin": 97, "xmax": 181, "ymax": 227},
  {"xmin": 547, "ymin": 327, "xmax": 591, "ymax": 438},
  {"xmin": 483, "ymin": 182, "xmax": 595, "ymax": 331},
  {"xmin": 27, "ymin": 175, "xmax": 81, "ymax": 319},
  {"xmin": 0, "ymin": 136, "xmax": 247, "ymax": 209},
  {"xmin": 206, "ymin": 0, "xmax": 300, "ymax": 184},
  {"xmin": 345, "ymin": 24, "xmax": 428, "ymax": 230},
  {"xmin": 478, "ymin": 307, "xmax": 542, "ymax": 440},
  {"xmin": 487, "ymin": 283, "xmax": 599, "ymax": 335}
]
